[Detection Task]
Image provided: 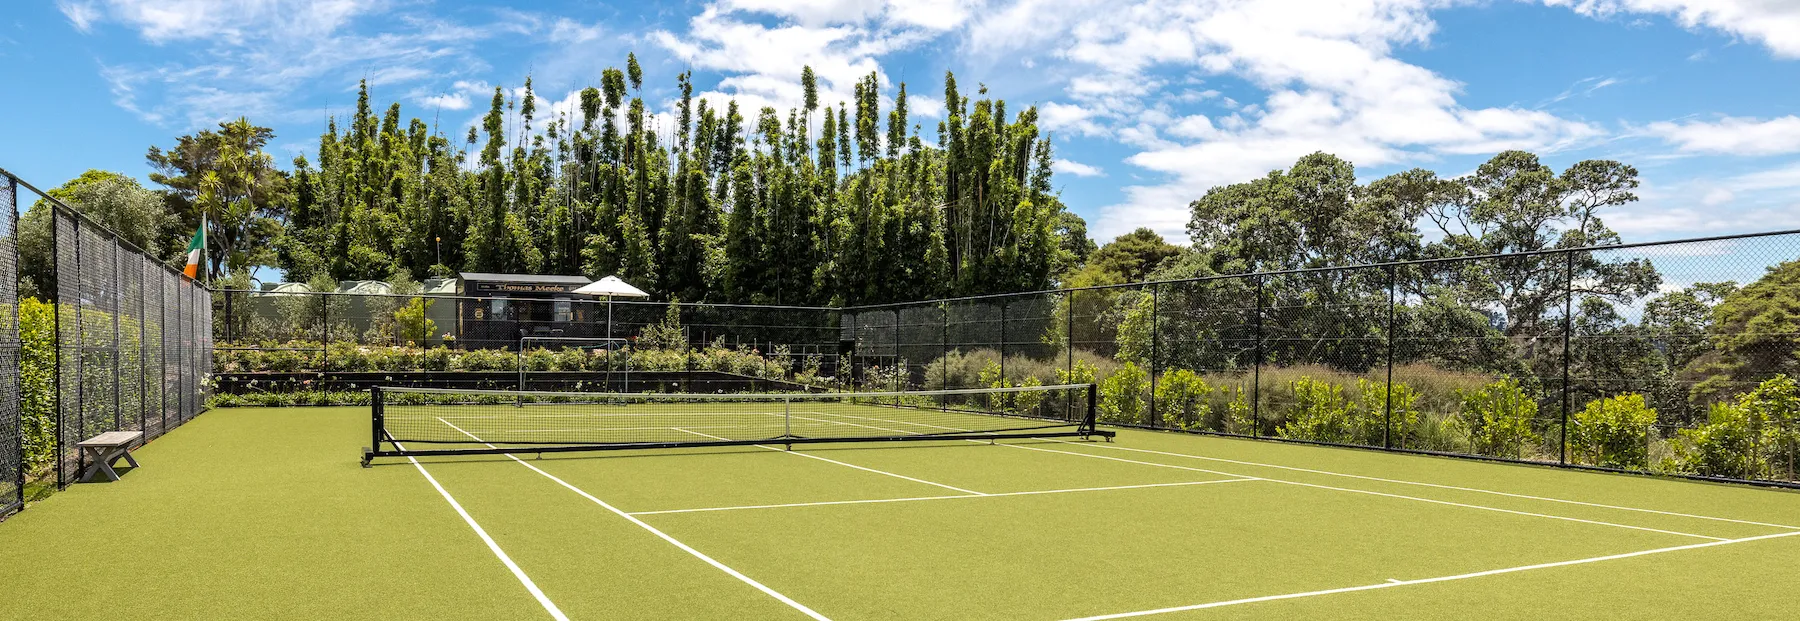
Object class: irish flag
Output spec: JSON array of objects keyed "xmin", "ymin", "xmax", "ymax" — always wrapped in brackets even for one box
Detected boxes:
[{"xmin": 182, "ymin": 217, "xmax": 205, "ymax": 279}]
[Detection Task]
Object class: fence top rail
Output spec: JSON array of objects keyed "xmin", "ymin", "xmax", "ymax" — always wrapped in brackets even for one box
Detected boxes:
[
  {"xmin": 2, "ymin": 166, "xmax": 205, "ymax": 288},
  {"xmin": 212, "ymin": 288, "xmax": 838, "ymax": 312},
  {"xmin": 837, "ymin": 226, "xmax": 1800, "ymax": 311}
]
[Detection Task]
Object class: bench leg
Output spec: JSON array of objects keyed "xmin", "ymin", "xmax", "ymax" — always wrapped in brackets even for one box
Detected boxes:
[{"xmin": 79, "ymin": 448, "xmax": 129, "ymax": 482}]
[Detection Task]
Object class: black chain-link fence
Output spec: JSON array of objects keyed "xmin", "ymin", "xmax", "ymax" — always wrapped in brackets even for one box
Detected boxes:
[
  {"xmin": 212, "ymin": 292, "xmax": 843, "ymax": 396},
  {"xmin": 1, "ymin": 176, "xmax": 21, "ymax": 518},
  {"xmin": 203, "ymin": 226, "xmax": 1800, "ymax": 488},
  {"xmin": 841, "ymin": 231, "xmax": 1800, "ymax": 489},
  {"xmin": 50, "ymin": 201, "xmax": 211, "ymax": 488}
]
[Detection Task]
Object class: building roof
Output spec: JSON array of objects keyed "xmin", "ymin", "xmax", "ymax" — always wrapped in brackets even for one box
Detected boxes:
[{"xmin": 457, "ymin": 272, "xmax": 593, "ymax": 285}]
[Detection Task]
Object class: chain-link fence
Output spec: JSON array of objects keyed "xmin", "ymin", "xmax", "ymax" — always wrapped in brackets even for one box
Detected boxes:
[
  {"xmin": 50, "ymin": 202, "xmax": 211, "ymax": 488},
  {"xmin": 202, "ymin": 225, "xmax": 1800, "ymax": 488},
  {"xmin": 841, "ymin": 230, "xmax": 1800, "ymax": 489},
  {"xmin": 2, "ymin": 176, "xmax": 21, "ymax": 518},
  {"xmin": 212, "ymin": 292, "xmax": 843, "ymax": 396}
]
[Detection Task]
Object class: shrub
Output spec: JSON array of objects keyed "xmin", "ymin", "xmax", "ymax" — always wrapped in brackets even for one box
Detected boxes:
[
  {"xmin": 20, "ymin": 298, "xmax": 57, "ymax": 473},
  {"xmin": 1013, "ymin": 375, "xmax": 1046, "ymax": 415},
  {"xmin": 1355, "ymin": 379, "xmax": 1420, "ymax": 447},
  {"xmin": 1098, "ymin": 362, "xmax": 1149, "ymax": 424},
  {"xmin": 523, "ymin": 348, "xmax": 556, "ymax": 372},
  {"xmin": 1673, "ymin": 402, "xmax": 1762, "ymax": 479},
  {"xmin": 978, "ymin": 360, "xmax": 1004, "ymax": 389},
  {"xmin": 455, "ymin": 348, "xmax": 515, "ymax": 371},
  {"xmin": 1154, "ymin": 369, "xmax": 1212, "ymax": 430},
  {"xmin": 1571, "ymin": 393, "xmax": 1658, "ymax": 469},
  {"xmin": 1740, "ymin": 375, "xmax": 1800, "ymax": 479},
  {"xmin": 420, "ymin": 346, "xmax": 452, "ymax": 371},
  {"xmin": 1278, "ymin": 377, "xmax": 1355, "ymax": 443},
  {"xmin": 393, "ymin": 297, "xmax": 436, "ymax": 344},
  {"xmin": 1225, "ymin": 386, "xmax": 1254, "ymax": 434},
  {"xmin": 1458, "ymin": 378, "xmax": 1542, "ymax": 458}
]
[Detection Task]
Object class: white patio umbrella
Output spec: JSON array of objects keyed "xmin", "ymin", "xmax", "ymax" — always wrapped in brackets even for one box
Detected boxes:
[{"xmin": 572, "ymin": 275, "xmax": 650, "ymax": 340}]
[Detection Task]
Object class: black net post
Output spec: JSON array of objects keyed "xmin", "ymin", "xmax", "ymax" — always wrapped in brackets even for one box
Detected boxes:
[{"xmin": 366, "ymin": 386, "xmax": 384, "ymax": 467}]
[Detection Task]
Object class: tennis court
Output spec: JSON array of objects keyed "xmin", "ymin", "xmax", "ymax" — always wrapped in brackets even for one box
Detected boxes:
[{"xmin": 4, "ymin": 396, "xmax": 1800, "ymax": 620}]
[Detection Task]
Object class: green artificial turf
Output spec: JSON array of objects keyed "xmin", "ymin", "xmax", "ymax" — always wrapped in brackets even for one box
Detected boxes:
[{"xmin": 4, "ymin": 405, "xmax": 1799, "ymax": 620}]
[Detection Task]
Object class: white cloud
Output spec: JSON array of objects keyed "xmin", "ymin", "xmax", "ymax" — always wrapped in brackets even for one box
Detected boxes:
[
  {"xmin": 962, "ymin": 0, "xmax": 1603, "ymax": 240},
  {"xmin": 1052, "ymin": 158, "xmax": 1104, "ymax": 177},
  {"xmin": 71, "ymin": 3, "xmax": 599, "ymax": 128},
  {"xmin": 58, "ymin": 1, "xmax": 100, "ymax": 33},
  {"xmin": 548, "ymin": 18, "xmax": 605, "ymax": 44},
  {"xmin": 1544, "ymin": 0, "xmax": 1800, "ymax": 58},
  {"xmin": 1646, "ymin": 116, "xmax": 1800, "ymax": 156},
  {"xmin": 91, "ymin": 0, "xmax": 375, "ymax": 44},
  {"xmin": 719, "ymin": 0, "xmax": 974, "ymax": 30},
  {"xmin": 1728, "ymin": 161, "xmax": 1800, "ymax": 191},
  {"xmin": 421, "ymin": 92, "xmax": 472, "ymax": 111}
]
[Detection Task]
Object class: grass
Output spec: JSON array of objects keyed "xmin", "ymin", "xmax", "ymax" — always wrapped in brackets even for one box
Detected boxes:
[{"xmin": 3, "ymin": 403, "xmax": 1800, "ymax": 620}]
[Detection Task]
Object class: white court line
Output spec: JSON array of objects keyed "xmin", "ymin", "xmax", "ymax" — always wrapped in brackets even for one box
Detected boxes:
[
  {"xmin": 1007, "ymin": 443, "xmax": 1728, "ymax": 542},
  {"xmin": 671, "ymin": 428, "xmax": 987, "ymax": 496},
  {"xmin": 1060, "ymin": 529, "xmax": 1800, "ymax": 620},
  {"xmin": 813, "ymin": 407, "xmax": 1799, "ymax": 531},
  {"xmin": 396, "ymin": 441, "xmax": 569, "ymax": 621},
  {"xmin": 802, "ymin": 411, "xmax": 1731, "ymax": 542},
  {"xmin": 628, "ymin": 479, "xmax": 1260, "ymax": 516},
  {"xmin": 1050, "ymin": 440, "xmax": 1800, "ymax": 531},
  {"xmin": 433, "ymin": 418, "xmax": 834, "ymax": 621}
]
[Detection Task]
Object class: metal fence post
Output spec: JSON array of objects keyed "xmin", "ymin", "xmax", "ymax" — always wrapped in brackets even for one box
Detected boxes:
[
  {"xmin": 1560, "ymin": 251, "xmax": 1575, "ymax": 465},
  {"xmin": 1149, "ymin": 284, "xmax": 1159, "ymax": 428},
  {"xmin": 893, "ymin": 309, "xmax": 901, "ymax": 392},
  {"xmin": 942, "ymin": 302, "xmax": 950, "ymax": 389},
  {"xmin": 1064, "ymin": 291, "xmax": 1074, "ymax": 419},
  {"xmin": 1252, "ymin": 274, "xmax": 1264, "ymax": 438},
  {"xmin": 998, "ymin": 301, "xmax": 1007, "ymax": 386},
  {"xmin": 320, "ymin": 293, "xmax": 330, "ymax": 373},
  {"xmin": 1384, "ymin": 264, "xmax": 1397, "ymax": 449},
  {"xmin": 112, "ymin": 238, "xmax": 122, "ymax": 431}
]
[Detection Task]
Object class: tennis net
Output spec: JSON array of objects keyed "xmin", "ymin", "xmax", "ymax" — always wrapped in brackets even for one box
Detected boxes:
[{"xmin": 363, "ymin": 384, "xmax": 1106, "ymax": 464}]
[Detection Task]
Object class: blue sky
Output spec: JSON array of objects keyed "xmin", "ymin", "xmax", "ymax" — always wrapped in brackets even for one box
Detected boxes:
[{"xmin": 3, "ymin": 0, "xmax": 1799, "ymax": 246}]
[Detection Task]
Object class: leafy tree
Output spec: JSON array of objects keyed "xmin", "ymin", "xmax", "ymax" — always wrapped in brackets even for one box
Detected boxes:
[
  {"xmin": 1074, "ymin": 228, "xmax": 1181, "ymax": 284},
  {"xmin": 146, "ymin": 118, "xmax": 293, "ymax": 280},
  {"xmin": 17, "ymin": 170, "xmax": 174, "ymax": 296},
  {"xmin": 1684, "ymin": 261, "xmax": 1800, "ymax": 404}
]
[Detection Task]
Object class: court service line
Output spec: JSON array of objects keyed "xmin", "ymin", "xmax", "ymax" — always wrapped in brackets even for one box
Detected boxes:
[
  {"xmin": 671, "ymin": 428, "xmax": 987, "ymax": 496},
  {"xmin": 627, "ymin": 478, "xmax": 1259, "ymax": 516},
  {"xmin": 804, "ymin": 411, "xmax": 1730, "ymax": 542},
  {"xmin": 1058, "ymin": 529, "xmax": 1800, "ymax": 620},
  {"xmin": 433, "ymin": 419, "xmax": 834, "ymax": 621},
  {"xmin": 1048, "ymin": 440, "xmax": 1800, "ymax": 531},
  {"xmin": 395, "ymin": 441, "xmax": 570, "ymax": 621}
]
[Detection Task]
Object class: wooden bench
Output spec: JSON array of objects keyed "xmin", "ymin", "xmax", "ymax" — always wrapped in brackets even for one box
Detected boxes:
[{"xmin": 77, "ymin": 431, "xmax": 144, "ymax": 483}]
